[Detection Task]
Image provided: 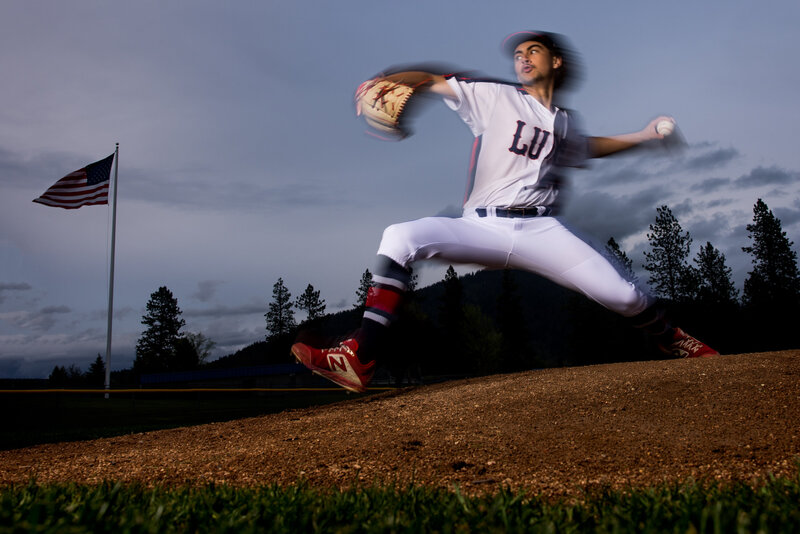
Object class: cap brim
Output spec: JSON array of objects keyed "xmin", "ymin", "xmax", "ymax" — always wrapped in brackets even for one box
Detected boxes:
[{"xmin": 502, "ymin": 31, "xmax": 558, "ymax": 57}]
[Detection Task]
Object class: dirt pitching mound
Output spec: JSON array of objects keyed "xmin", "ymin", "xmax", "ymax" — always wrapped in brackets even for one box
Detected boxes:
[{"xmin": 1, "ymin": 351, "xmax": 798, "ymax": 496}]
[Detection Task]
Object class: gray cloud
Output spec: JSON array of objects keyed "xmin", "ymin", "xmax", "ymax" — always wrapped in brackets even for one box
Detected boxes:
[
  {"xmin": 690, "ymin": 177, "xmax": 732, "ymax": 194},
  {"xmin": 0, "ymin": 147, "xmax": 28, "ymax": 184},
  {"xmin": 735, "ymin": 166, "xmax": 799, "ymax": 187},
  {"xmin": 650, "ymin": 143, "xmax": 739, "ymax": 177},
  {"xmin": 202, "ymin": 326, "xmax": 266, "ymax": 357},
  {"xmin": 680, "ymin": 146, "xmax": 739, "ymax": 172},
  {"xmin": 87, "ymin": 306, "xmax": 136, "ymax": 322},
  {"xmin": 0, "ymin": 352, "xmax": 105, "ymax": 379},
  {"xmin": 670, "ymin": 198, "xmax": 696, "ymax": 219},
  {"xmin": 2, "ymin": 145, "xmax": 103, "ymax": 190},
  {"xmin": 0, "ymin": 327, "xmax": 125, "ymax": 358},
  {"xmin": 586, "ymin": 142, "xmax": 739, "ymax": 188},
  {"xmin": 686, "ymin": 211, "xmax": 737, "ymax": 245},
  {"xmin": 183, "ymin": 303, "xmax": 265, "ymax": 319},
  {"xmin": 0, "ymin": 283, "xmax": 32, "ymax": 290},
  {"xmin": 586, "ymin": 160, "xmax": 652, "ymax": 186},
  {"xmin": 0, "ymin": 305, "xmax": 71, "ymax": 332},
  {"xmin": 120, "ymin": 166, "xmax": 355, "ymax": 213},
  {"xmin": 331, "ymin": 298, "xmax": 350, "ymax": 310},
  {"xmin": 0, "ymin": 282, "xmax": 32, "ymax": 303},
  {"xmin": 705, "ymin": 197, "xmax": 737, "ymax": 208},
  {"xmin": 192, "ymin": 280, "xmax": 224, "ymax": 302},
  {"xmin": 561, "ymin": 185, "xmax": 670, "ymax": 244},
  {"xmin": 772, "ymin": 205, "xmax": 800, "ymax": 229},
  {"xmin": 0, "ymin": 358, "xmax": 22, "ymax": 378}
]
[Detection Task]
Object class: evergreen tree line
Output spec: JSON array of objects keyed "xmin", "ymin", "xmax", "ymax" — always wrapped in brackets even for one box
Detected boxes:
[
  {"xmin": 47, "ymin": 198, "xmax": 800, "ymax": 386},
  {"xmin": 630, "ymin": 199, "xmax": 799, "ymax": 353},
  {"xmin": 47, "ymin": 354, "xmax": 106, "ymax": 387}
]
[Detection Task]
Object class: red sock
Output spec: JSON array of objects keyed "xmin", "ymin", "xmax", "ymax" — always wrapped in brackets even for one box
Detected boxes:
[{"xmin": 356, "ymin": 256, "xmax": 411, "ymax": 361}]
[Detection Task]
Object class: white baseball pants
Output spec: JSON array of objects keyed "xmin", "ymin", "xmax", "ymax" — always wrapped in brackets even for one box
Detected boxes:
[{"xmin": 376, "ymin": 214, "xmax": 651, "ymax": 317}]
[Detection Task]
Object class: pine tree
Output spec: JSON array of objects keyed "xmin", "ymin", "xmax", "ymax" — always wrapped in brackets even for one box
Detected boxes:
[
  {"xmin": 694, "ymin": 242, "xmax": 739, "ymax": 306},
  {"xmin": 439, "ymin": 265, "xmax": 464, "ymax": 322},
  {"xmin": 296, "ymin": 283, "xmax": 326, "ymax": 323},
  {"xmin": 66, "ymin": 364, "xmax": 84, "ymax": 385},
  {"xmin": 495, "ymin": 269, "xmax": 530, "ymax": 371},
  {"xmin": 354, "ymin": 269, "xmax": 374, "ymax": 310},
  {"xmin": 604, "ymin": 237, "xmax": 638, "ymax": 284},
  {"xmin": 742, "ymin": 198, "xmax": 800, "ymax": 308},
  {"xmin": 644, "ymin": 205, "xmax": 697, "ymax": 301},
  {"xmin": 265, "ymin": 278, "xmax": 296, "ymax": 340},
  {"xmin": 85, "ymin": 354, "xmax": 106, "ymax": 386},
  {"xmin": 48, "ymin": 365, "xmax": 68, "ymax": 387},
  {"xmin": 439, "ymin": 265, "xmax": 463, "ymax": 329},
  {"xmin": 134, "ymin": 286, "xmax": 186, "ymax": 375},
  {"xmin": 438, "ymin": 265, "xmax": 466, "ymax": 371}
]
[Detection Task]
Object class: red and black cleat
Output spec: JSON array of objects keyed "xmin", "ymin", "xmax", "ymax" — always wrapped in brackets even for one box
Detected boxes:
[
  {"xmin": 660, "ymin": 328, "xmax": 719, "ymax": 358},
  {"xmin": 291, "ymin": 338, "xmax": 375, "ymax": 393}
]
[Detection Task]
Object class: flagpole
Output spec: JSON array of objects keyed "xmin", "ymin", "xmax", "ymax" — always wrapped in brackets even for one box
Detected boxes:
[{"xmin": 104, "ymin": 143, "xmax": 119, "ymax": 399}]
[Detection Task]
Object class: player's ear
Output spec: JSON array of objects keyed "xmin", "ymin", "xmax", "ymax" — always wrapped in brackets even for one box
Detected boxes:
[{"xmin": 552, "ymin": 56, "xmax": 563, "ymax": 70}]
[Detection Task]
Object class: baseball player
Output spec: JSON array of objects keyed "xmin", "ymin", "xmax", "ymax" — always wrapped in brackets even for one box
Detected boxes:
[{"xmin": 292, "ymin": 30, "xmax": 718, "ymax": 393}]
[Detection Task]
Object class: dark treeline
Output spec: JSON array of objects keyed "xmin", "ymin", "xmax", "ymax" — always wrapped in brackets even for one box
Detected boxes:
[
  {"xmin": 47, "ymin": 354, "xmax": 106, "ymax": 387},
  {"xmin": 49, "ymin": 198, "xmax": 800, "ymax": 386}
]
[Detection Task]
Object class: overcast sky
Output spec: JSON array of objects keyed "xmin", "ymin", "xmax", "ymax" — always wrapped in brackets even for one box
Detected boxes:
[{"xmin": 2, "ymin": 0, "xmax": 799, "ymax": 378}]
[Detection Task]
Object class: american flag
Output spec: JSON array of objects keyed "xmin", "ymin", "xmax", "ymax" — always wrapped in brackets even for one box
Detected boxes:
[{"xmin": 33, "ymin": 153, "xmax": 115, "ymax": 209}]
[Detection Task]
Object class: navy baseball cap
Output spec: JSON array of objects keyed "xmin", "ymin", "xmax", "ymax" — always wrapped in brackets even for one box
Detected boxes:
[
  {"xmin": 501, "ymin": 30, "xmax": 582, "ymax": 91},
  {"xmin": 502, "ymin": 30, "xmax": 564, "ymax": 57}
]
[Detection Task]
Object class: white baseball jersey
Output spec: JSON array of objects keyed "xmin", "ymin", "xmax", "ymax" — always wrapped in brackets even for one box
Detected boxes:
[
  {"xmin": 443, "ymin": 75, "xmax": 589, "ymax": 212},
  {"xmin": 374, "ymin": 74, "xmax": 651, "ymax": 319}
]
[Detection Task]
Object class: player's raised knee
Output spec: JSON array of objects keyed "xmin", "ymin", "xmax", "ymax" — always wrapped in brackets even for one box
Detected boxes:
[{"xmin": 613, "ymin": 284, "xmax": 650, "ymax": 317}]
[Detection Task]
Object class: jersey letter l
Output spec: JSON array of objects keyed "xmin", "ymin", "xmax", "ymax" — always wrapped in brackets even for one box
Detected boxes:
[{"xmin": 508, "ymin": 121, "xmax": 551, "ymax": 160}]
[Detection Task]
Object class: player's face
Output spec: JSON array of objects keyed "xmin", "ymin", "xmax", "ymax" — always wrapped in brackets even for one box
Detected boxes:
[{"xmin": 513, "ymin": 41, "xmax": 562, "ymax": 86}]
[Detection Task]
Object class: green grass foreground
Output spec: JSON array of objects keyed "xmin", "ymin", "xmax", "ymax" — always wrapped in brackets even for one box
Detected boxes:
[{"xmin": 2, "ymin": 475, "xmax": 800, "ymax": 533}]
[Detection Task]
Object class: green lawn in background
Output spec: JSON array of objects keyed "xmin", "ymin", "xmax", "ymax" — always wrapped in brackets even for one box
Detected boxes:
[{"xmin": 0, "ymin": 390, "xmax": 353, "ymax": 450}]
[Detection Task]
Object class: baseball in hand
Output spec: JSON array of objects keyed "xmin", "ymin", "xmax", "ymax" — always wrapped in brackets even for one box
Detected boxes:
[{"xmin": 655, "ymin": 119, "xmax": 675, "ymax": 136}]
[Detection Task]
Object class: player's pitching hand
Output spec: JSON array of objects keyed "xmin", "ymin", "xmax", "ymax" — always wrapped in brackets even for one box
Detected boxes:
[{"xmin": 645, "ymin": 116, "xmax": 676, "ymax": 140}]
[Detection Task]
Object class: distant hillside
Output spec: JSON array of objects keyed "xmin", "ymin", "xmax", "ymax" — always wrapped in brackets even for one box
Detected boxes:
[
  {"xmin": 208, "ymin": 266, "xmax": 799, "ymax": 378},
  {"xmin": 208, "ymin": 270, "xmax": 664, "ymax": 375}
]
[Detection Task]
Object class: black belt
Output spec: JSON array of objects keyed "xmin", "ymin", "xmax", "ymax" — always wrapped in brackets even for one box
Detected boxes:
[{"xmin": 476, "ymin": 206, "xmax": 553, "ymax": 218}]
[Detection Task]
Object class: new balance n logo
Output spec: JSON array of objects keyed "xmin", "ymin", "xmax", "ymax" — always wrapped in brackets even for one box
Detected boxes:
[{"xmin": 328, "ymin": 354, "xmax": 349, "ymax": 373}]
